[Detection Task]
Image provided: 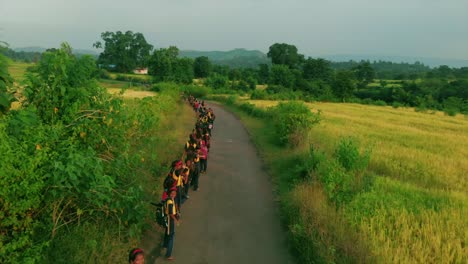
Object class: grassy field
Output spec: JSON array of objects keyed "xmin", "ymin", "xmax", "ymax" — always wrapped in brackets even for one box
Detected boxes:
[
  {"xmin": 98, "ymin": 78, "xmax": 148, "ymax": 90},
  {"xmin": 7, "ymin": 61, "xmax": 32, "ymax": 82},
  {"xmin": 109, "ymin": 72, "xmax": 152, "ymax": 81},
  {"xmin": 231, "ymin": 97, "xmax": 467, "ymax": 263}
]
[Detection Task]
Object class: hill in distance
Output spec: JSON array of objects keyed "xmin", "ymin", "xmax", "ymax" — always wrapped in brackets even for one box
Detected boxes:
[
  {"xmin": 13, "ymin": 46, "xmax": 468, "ymax": 68},
  {"xmin": 179, "ymin": 48, "xmax": 271, "ymax": 68},
  {"xmin": 322, "ymin": 54, "xmax": 468, "ymax": 68},
  {"xmin": 14, "ymin": 46, "xmax": 99, "ymax": 56}
]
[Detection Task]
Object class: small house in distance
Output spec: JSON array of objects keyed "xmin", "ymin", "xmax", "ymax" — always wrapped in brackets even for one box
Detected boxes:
[{"xmin": 133, "ymin": 67, "xmax": 148, "ymax": 75}]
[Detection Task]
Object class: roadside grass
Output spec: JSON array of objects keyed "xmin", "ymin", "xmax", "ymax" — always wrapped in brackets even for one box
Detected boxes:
[
  {"xmin": 247, "ymin": 99, "xmax": 468, "ymax": 193},
  {"xmin": 212, "ymin": 96, "xmax": 467, "ymax": 263}
]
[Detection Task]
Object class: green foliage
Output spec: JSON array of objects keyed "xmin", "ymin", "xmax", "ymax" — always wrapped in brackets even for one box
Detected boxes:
[
  {"xmin": 332, "ymin": 70, "xmax": 357, "ymax": 101},
  {"xmin": 238, "ymin": 102, "xmax": 269, "ymax": 118},
  {"xmin": 250, "ymin": 89, "xmax": 268, "ymax": 100},
  {"xmin": 268, "ymin": 101, "xmax": 320, "ymax": 147},
  {"xmin": 148, "ymin": 46, "xmax": 194, "ymax": 84},
  {"xmin": 205, "ymin": 73, "xmax": 228, "ymax": 89},
  {"xmin": 181, "ymin": 84, "xmax": 211, "ymax": 98},
  {"xmin": 0, "ymin": 43, "xmax": 185, "ymax": 262},
  {"xmin": 193, "ymin": 56, "xmax": 211, "ymax": 78},
  {"xmin": 334, "ymin": 138, "xmax": 371, "ymax": 172},
  {"xmin": 94, "ymin": 31, "xmax": 153, "ymax": 73},
  {"xmin": 315, "ymin": 138, "xmax": 372, "ymax": 207},
  {"xmin": 267, "ymin": 43, "xmax": 304, "ymax": 69},
  {"xmin": 353, "ymin": 61, "xmax": 375, "ymax": 87},
  {"xmin": 303, "ymin": 58, "xmax": 333, "ymax": 81},
  {"xmin": 0, "ymin": 53, "xmax": 16, "ymax": 114},
  {"xmin": 115, "ymin": 74, "xmax": 152, "ymax": 85},
  {"xmin": 269, "ymin": 65, "xmax": 295, "ymax": 88}
]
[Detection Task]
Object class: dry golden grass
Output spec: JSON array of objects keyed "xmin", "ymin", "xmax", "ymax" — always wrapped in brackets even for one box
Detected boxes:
[
  {"xmin": 247, "ymin": 100, "xmax": 468, "ymax": 193},
  {"xmin": 107, "ymin": 88, "xmax": 156, "ymax": 98},
  {"xmin": 243, "ymin": 98, "xmax": 467, "ymax": 263}
]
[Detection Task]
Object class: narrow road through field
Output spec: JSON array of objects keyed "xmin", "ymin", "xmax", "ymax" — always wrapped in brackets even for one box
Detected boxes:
[{"xmin": 153, "ymin": 102, "xmax": 294, "ymax": 264}]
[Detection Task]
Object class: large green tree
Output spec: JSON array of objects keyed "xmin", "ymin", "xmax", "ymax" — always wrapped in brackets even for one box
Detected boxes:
[
  {"xmin": 353, "ymin": 61, "xmax": 375, "ymax": 87},
  {"xmin": 94, "ymin": 31, "xmax": 153, "ymax": 73},
  {"xmin": 148, "ymin": 46, "xmax": 179, "ymax": 81},
  {"xmin": 148, "ymin": 46, "xmax": 194, "ymax": 83},
  {"xmin": 303, "ymin": 58, "xmax": 333, "ymax": 81},
  {"xmin": 332, "ymin": 70, "xmax": 357, "ymax": 101},
  {"xmin": 269, "ymin": 64, "xmax": 295, "ymax": 88},
  {"xmin": 267, "ymin": 43, "xmax": 304, "ymax": 69},
  {"xmin": 193, "ymin": 56, "xmax": 212, "ymax": 78}
]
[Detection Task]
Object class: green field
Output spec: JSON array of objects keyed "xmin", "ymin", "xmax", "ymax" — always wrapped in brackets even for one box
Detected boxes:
[
  {"xmin": 109, "ymin": 72, "xmax": 152, "ymax": 81},
  {"xmin": 231, "ymin": 97, "xmax": 467, "ymax": 263},
  {"xmin": 6, "ymin": 61, "xmax": 32, "ymax": 82}
]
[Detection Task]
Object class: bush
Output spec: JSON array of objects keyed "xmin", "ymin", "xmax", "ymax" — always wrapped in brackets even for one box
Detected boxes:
[
  {"xmin": 268, "ymin": 101, "xmax": 321, "ymax": 147},
  {"xmin": 372, "ymin": 100, "xmax": 387, "ymax": 106},
  {"xmin": 314, "ymin": 138, "xmax": 373, "ymax": 207},
  {"xmin": 205, "ymin": 74, "xmax": 228, "ymax": 89},
  {"xmin": 238, "ymin": 102, "xmax": 269, "ymax": 118},
  {"xmin": 181, "ymin": 84, "xmax": 211, "ymax": 98},
  {"xmin": 392, "ymin": 102, "xmax": 403, "ymax": 108},
  {"xmin": 294, "ymin": 145, "xmax": 326, "ymax": 181},
  {"xmin": 334, "ymin": 137, "xmax": 371, "ymax": 172},
  {"xmin": 99, "ymin": 69, "xmax": 111, "ymax": 79},
  {"xmin": 151, "ymin": 82, "xmax": 180, "ymax": 92},
  {"xmin": 250, "ymin": 89, "xmax": 268, "ymax": 100}
]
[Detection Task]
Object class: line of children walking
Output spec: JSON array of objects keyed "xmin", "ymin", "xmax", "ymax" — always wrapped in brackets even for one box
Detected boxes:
[{"xmin": 160, "ymin": 96, "xmax": 216, "ymax": 261}]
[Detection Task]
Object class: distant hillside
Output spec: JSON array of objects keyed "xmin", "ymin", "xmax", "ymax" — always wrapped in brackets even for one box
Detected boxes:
[
  {"xmin": 180, "ymin": 48, "xmax": 271, "ymax": 68},
  {"xmin": 14, "ymin": 46, "xmax": 99, "ymax": 56},
  {"xmin": 323, "ymin": 54, "xmax": 468, "ymax": 68}
]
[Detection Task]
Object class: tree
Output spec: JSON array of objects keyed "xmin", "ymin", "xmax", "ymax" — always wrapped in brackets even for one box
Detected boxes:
[
  {"xmin": 269, "ymin": 64, "xmax": 295, "ymax": 88},
  {"xmin": 267, "ymin": 43, "xmax": 304, "ymax": 69},
  {"xmin": 353, "ymin": 61, "xmax": 375, "ymax": 87},
  {"xmin": 258, "ymin": 64, "xmax": 269, "ymax": 84},
  {"xmin": 148, "ymin": 46, "xmax": 179, "ymax": 81},
  {"xmin": 332, "ymin": 71, "xmax": 357, "ymax": 101},
  {"xmin": 94, "ymin": 31, "xmax": 153, "ymax": 73},
  {"xmin": 303, "ymin": 58, "xmax": 333, "ymax": 81},
  {"xmin": 193, "ymin": 56, "xmax": 211, "ymax": 78},
  {"xmin": 0, "ymin": 46, "xmax": 15, "ymax": 114},
  {"xmin": 173, "ymin": 58, "xmax": 194, "ymax": 84}
]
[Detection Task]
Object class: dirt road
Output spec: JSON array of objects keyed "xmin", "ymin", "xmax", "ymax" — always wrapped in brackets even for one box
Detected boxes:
[{"xmin": 147, "ymin": 102, "xmax": 294, "ymax": 264}]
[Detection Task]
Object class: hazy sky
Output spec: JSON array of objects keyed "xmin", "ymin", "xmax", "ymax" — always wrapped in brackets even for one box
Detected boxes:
[{"xmin": 1, "ymin": 0, "xmax": 467, "ymax": 59}]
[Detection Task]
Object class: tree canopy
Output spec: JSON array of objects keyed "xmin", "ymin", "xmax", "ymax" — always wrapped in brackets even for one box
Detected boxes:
[
  {"xmin": 94, "ymin": 31, "xmax": 153, "ymax": 73},
  {"xmin": 267, "ymin": 43, "xmax": 304, "ymax": 69}
]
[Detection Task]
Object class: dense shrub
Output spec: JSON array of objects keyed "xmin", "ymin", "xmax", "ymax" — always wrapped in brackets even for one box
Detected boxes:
[
  {"xmin": 334, "ymin": 138, "xmax": 371, "ymax": 172},
  {"xmin": 238, "ymin": 102, "xmax": 269, "ymax": 118},
  {"xmin": 314, "ymin": 138, "xmax": 373, "ymax": 207},
  {"xmin": 268, "ymin": 101, "xmax": 321, "ymax": 147},
  {"xmin": 0, "ymin": 44, "xmax": 182, "ymax": 262},
  {"xmin": 205, "ymin": 73, "xmax": 228, "ymax": 89},
  {"xmin": 181, "ymin": 84, "xmax": 211, "ymax": 98},
  {"xmin": 250, "ymin": 89, "xmax": 268, "ymax": 100}
]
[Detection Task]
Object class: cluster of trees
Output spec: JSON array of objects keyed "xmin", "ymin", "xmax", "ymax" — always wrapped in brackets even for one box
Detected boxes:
[
  {"xmin": 4, "ymin": 31, "xmax": 466, "ymax": 114},
  {"xmin": 93, "ymin": 32, "xmax": 467, "ymax": 113},
  {"xmin": 0, "ymin": 47, "xmax": 42, "ymax": 63},
  {"xmin": 0, "ymin": 43, "xmax": 170, "ymax": 262}
]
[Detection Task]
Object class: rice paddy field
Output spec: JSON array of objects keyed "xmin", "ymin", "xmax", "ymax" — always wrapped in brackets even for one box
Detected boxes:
[
  {"xmin": 7, "ymin": 61, "xmax": 32, "ymax": 83},
  {"xmin": 243, "ymin": 98, "xmax": 467, "ymax": 263}
]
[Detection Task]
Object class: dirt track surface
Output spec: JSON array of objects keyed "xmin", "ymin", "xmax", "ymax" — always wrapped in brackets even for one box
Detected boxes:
[{"xmin": 149, "ymin": 102, "xmax": 294, "ymax": 264}]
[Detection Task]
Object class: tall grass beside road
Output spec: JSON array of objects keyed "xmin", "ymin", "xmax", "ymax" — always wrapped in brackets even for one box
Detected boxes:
[{"xmin": 210, "ymin": 95, "xmax": 467, "ymax": 263}]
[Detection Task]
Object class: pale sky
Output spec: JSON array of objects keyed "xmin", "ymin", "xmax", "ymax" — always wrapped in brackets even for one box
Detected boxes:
[{"xmin": 1, "ymin": 0, "xmax": 467, "ymax": 59}]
